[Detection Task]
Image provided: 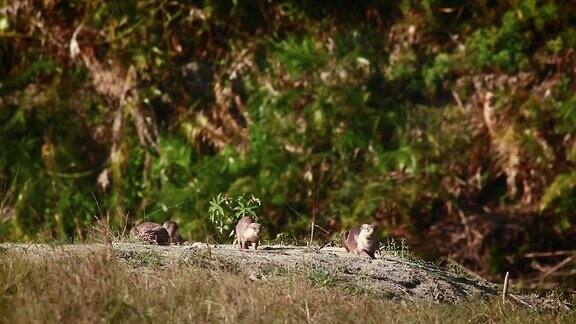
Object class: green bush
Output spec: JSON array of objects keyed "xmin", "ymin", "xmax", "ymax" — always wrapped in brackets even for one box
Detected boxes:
[{"xmin": 2, "ymin": 0, "xmax": 576, "ymax": 282}]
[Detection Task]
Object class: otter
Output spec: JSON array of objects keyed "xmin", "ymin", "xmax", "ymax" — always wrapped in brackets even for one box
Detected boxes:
[
  {"xmin": 162, "ymin": 220, "xmax": 185, "ymax": 245},
  {"xmin": 130, "ymin": 222, "xmax": 170, "ymax": 245},
  {"xmin": 342, "ymin": 224, "xmax": 379, "ymax": 259},
  {"xmin": 235, "ymin": 216, "xmax": 262, "ymax": 250}
]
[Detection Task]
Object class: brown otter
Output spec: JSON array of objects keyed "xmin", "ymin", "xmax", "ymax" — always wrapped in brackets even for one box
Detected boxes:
[
  {"xmin": 129, "ymin": 222, "xmax": 169, "ymax": 245},
  {"xmin": 342, "ymin": 224, "xmax": 379, "ymax": 259},
  {"xmin": 235, "ymin": 216, "xmax": 262, "ymax": 250},
  {"xmin": 162, "ymin": 220, "xmax": 185, "ymax": 245}
]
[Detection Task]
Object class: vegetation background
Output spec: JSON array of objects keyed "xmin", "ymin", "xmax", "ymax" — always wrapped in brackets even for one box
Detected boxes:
[{"xmin": 1, "ymin": 0, "xmax": 576, "ymax": 287}]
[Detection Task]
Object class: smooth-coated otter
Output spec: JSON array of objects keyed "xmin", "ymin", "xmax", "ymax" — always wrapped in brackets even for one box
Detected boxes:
[
  {"xmin": 235, "ymin": 216, "xmax": 262, "ymax": 250},
  {"xmin": 130, "ymin": 222, "xmax": 170, "ymax": 245},
  {"xmin": 162, "ymin": 220, "xmax": 184, "ymax": 245},
  {"xmin": 342, "ymin": 224, "xmax": 379, "ymax": 259}
]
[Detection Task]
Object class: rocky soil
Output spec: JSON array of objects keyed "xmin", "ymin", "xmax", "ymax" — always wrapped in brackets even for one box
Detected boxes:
[{"xmin": 1, "ymin": 242, "xmax": 569, "ymax": 310}]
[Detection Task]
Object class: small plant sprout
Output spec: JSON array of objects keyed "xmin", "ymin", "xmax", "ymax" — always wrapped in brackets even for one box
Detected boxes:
[
  {"xmin": 233, "ymin": 194, "xmax": 261, "ymax": 219},
  {"xmin": 208, "ymin": 193, "xmax": 231, "ymax": 235},
  {"xmin": 275, "ymin": 232, "xmax": 287, "ymax": 245},
  {"xmin": 381, "ymin": 237, "xmax": 412, "ymax": 259},
  {"xmin": 208, "ymin": 193, "xmax": 262, "ymax": 238}
]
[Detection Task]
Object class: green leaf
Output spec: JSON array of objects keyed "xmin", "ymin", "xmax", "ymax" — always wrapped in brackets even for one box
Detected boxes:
[
  {"xmin": 0, "ymin": 16, "xmax": 9, "ymax": 31},
  {"xmin": 540, "ymin": 172, "xmax": 576, "ymax": 210}
]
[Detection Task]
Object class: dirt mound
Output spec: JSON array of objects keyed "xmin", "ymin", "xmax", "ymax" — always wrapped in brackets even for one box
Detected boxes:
[{"xmin": 1, "ymin": 243, "xmax": 568, "ymax": 310}]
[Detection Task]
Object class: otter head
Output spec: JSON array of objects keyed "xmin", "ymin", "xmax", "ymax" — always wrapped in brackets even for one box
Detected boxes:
[
  {"xmin": 162, "ymin": 220, "xmax": 179, "ymax": 242},
  {"xmin": 243, "ymin": 222, "xmax": 262, "ymax": 241},
  {"xmin": 142, "ymin": 226, "xmax": 169, "ymax": 245},
  {"xmin": 359, "ymin": 224, "xmax": 377, "ymax": 239}
]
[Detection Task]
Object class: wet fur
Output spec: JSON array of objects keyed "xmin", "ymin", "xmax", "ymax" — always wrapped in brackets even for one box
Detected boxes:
[
  {"xmin": 235, "ymin": 216, "xmax": 262, "ymax": 250},
  {"xmin": 162, "ymin": 220, "xmax": 184, "ymax": 245},
  {"xmin": 130, "ymin": 222, "xmax": 169, "ymax": 245},
  {"xmin": 342, "ymin": 225, "xmax": 378, "ymax": 259}
]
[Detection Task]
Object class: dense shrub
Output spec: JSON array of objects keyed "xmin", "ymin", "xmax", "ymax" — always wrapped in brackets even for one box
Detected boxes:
[{"xmin": 1, "ymin": 0, "xmax": 576, "ymax": 282}]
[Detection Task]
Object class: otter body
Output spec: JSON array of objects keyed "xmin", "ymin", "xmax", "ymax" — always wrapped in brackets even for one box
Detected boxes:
[
  {"xmin": 130, "ymin": 222, "xmax": 169, "ymax": 245},
  {"xmin": 162, "ymin": 220, "xmax": 184, "ymax": 245},
  {"xmin": 235, "ymin": 216, "xmax": 262, "ymax": 250},
  {"xmin": 343, "ymin": 224, "xmax": 378, "ymax": 259}
]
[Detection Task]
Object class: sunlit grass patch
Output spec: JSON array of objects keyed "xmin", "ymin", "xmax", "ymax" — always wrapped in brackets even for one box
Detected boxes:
[{"xmin": 0, "ymin": 251, "xmax": 574, "ymax": 323}]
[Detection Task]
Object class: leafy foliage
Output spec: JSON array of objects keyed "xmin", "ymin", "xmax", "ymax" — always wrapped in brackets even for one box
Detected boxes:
[
  {"xmin": 208, "ymin": 193, "xmax": 261, "ymax": 237},
  {"xmin": 2, "ymin": 0, "xmax": 576, "ymax": 283}
]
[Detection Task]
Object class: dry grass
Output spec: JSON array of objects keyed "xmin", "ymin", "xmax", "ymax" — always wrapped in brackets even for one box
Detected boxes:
[{"xmin": 0, "ymin": 250, "xmax": 574, "ymax": 324}]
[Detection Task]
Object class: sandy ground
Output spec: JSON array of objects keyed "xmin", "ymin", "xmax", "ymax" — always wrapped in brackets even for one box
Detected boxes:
[{"xmin": 1, "ymin": 242, "xmax": 569, "ymax": 310}]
